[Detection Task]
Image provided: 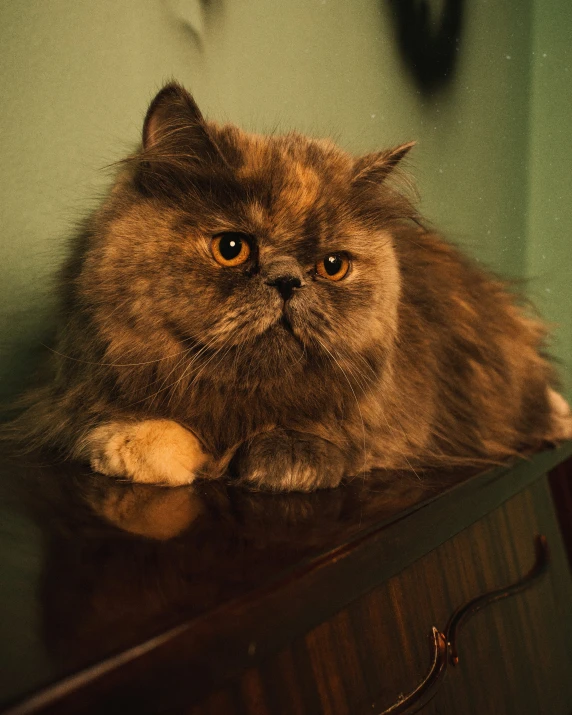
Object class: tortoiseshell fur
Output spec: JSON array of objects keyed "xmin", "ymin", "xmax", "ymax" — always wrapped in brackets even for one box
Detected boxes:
[{"xmin": 9, "ymin": 84, "xmax": 572, "ymax": 490}]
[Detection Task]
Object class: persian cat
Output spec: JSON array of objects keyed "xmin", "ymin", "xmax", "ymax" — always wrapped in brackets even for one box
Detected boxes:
[{"xmin": 10, "ymin": 83, "xmax": 572, "ymax": 491}]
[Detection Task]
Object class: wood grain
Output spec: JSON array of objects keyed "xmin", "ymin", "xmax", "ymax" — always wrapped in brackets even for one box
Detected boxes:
[
  {"xmin": 3, "ymin": 446, "xmax": 572, "ymax": 715},
  {"xmin": 549, "ymin": 456, "xmax": 572, "ymax": 568},
  {"xmin": 189, "ymin": 476, "xmax": 572, "ymax": 715}
]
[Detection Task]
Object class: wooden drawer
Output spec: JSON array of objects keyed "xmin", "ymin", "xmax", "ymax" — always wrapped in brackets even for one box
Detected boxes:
[
  {"xmin": 190, "ymin": 477, "xmax": 572, "ymax": 715},
  {"xmin": 3, "ymin": 447, "xmax": 572, "ymax": 715}
]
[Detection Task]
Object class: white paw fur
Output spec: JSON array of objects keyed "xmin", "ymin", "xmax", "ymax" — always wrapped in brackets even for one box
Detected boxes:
[
  {"xmin": 86, "ymin": 419, "xmax": 208, "ymax": 486},
  {"xmin": 548, "ymin": 388, "xmax": 572, "ymax": 441}
]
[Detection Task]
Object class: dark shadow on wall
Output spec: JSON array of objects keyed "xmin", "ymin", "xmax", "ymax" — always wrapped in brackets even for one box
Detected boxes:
[
  {"xmin": 0, "ymin": 330, "xmax": 57, "ymax": 419},
  {"xmin": 386, "ymin": 0, "xmax": 465, "ymax": 95}
]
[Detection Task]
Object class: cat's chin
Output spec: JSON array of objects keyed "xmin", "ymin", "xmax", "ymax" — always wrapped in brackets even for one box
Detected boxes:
[
  {"xmin": 255, "ymin": 315, "xmax": 307, "ymax": 365},
  {"xmin": 267, "ymin": 313, "xmax": 308, "ymax": 349},
  {"xmin": 277, "ymin": 314, "xmax": 296, "ymax": 337}
]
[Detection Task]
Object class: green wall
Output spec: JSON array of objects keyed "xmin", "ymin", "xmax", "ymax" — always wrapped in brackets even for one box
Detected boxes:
[
  {"xmin": 527, "ymin": 0, "xmax": 572, "ymax": 397},
  {"xmin": 1, "ymin": 0, "xmax": 568, "ymax": 399}
]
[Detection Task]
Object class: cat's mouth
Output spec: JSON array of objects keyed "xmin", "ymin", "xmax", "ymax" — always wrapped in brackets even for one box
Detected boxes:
[
  {"xmin": 272, "ymin": 309, "xmax": 306, "ymax": 343},
  {"xmin": 278, "ymin": 313, "xmax": 296, "ymax": 336}
]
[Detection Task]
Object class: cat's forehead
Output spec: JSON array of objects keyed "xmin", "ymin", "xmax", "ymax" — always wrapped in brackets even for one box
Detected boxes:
[
  {"xmin": 215, "ymin": 123, "xmax": 350, "ymax": 176},
  {"xmin": 213, "ymin": 124, "xmax": 354, "ymax": 243}
]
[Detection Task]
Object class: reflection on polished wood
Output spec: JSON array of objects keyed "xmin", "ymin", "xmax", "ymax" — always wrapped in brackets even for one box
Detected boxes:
[{"xmin": 0, "ymin": 443, "xmax": 571, "ymax": 714}]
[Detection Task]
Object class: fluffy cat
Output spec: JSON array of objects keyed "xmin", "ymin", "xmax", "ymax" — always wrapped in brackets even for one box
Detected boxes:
[{"xmin": 9, "ymin": 83, "xmax": 572, "ymax": 491}]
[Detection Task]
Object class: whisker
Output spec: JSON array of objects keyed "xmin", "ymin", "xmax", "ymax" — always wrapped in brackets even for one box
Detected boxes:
[
  {"xmin": 170, "ymin": 332, "xmax": 238, "ymax": 409},
  {"xmin": 315, "ymin": 338, "xmax": 369, "ymax": 479},
  {"xmin": 126, "ymin": 333, "xmax": 223, "ymax": 407},
  {"xmin": 41, "ymin": 331, "xmax": 200, "ymax": 368}
]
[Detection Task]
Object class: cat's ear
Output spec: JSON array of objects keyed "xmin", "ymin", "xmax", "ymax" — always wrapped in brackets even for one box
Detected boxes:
[
  {"xmin": 141, "ymin": 82, "xmax": 225, "ymax": 166},
  {"xmin": 352, "ymin": 142, "xmax": 415, "ymax": 185}
]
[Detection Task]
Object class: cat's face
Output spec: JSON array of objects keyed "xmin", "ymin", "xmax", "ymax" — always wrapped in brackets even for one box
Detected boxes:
[{"xmin": 80, "ymin": 85, "xmax": 415, "ymax": 387}]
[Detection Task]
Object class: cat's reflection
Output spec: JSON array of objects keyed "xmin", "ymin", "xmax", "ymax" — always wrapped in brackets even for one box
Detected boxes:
[
  {"xmin": 83, "ymin": 470, "xmax": 435, "ymax": 545},
  {"xmin": 88, "ymin": 480, "xmax": 204, "ymax": 540},
  {"xmin": 12, "ymin": 455, "xmax": 458, "ymax": 676}
]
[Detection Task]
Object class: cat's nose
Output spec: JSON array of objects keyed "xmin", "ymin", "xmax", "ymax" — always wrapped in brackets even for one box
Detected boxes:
[
  {"xmin": 265, "ymin": 258, "xmax": 304, "ymax": 301},
  {"xmin": 267, "ymin": 275, "xmax": 302, "ymax": 301}
]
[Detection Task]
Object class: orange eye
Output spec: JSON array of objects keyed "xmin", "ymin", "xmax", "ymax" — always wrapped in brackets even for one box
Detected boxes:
[
  {"xmin": 211, "ymin": 232, "xmax": 252, "ymax": 267},
  {"xmin": 316, "ymin": 253, "xmax": 351, "ymax": 281}
]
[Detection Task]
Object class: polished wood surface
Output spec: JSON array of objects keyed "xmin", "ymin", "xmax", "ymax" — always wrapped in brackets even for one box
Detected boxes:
[
  {"xmin": 1, "ymin": 443, "xmax": 571, "ymax": 714},
  {"xmin": 192, "ymin": 479, "xmax": 572, "ymax": 715},
  {"xmin": 549, "ymin": 458, "xmax": 572, "ymax": 568}
]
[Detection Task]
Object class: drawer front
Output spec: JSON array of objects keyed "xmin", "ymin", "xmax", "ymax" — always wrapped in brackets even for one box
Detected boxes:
[{"xmin": 190, "ymin": 476, "xmax": 572, "ymax": 715}]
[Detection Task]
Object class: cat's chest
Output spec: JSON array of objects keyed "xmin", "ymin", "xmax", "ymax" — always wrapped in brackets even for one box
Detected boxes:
[{"xmin": 173, "ymin": 377, "xmax": 346, "ymax": 455}]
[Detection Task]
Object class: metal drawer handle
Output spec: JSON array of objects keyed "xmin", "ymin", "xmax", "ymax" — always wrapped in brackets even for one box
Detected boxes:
[{"xmin": 378, "ymin": 535, "xmax": 550, "ymax": 715}]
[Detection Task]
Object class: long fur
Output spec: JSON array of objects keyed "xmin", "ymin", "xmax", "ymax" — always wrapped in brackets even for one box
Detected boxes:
[{"xmin": 5, "ymin": 83, "xmax": 571, "ymax": 490}]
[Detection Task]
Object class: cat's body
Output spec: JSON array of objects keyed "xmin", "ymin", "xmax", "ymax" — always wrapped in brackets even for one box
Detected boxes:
[{"xmin": 10, "ymin": 84, "xmax": 572, "ymax": 490}]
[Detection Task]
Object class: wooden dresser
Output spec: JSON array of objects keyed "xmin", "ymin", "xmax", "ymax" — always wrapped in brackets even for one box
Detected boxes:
[{"xmin": 1, "ymin": 444, "xmax": 571, "ymax": 715}]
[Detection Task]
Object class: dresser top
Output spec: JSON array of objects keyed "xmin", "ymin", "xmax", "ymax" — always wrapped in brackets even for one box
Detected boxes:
[{"xmin": 1, "ymin": 443, "xmax": 570, "ymax": 714}]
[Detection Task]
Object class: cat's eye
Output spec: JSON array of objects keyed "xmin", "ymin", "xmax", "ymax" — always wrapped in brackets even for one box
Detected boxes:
[
  {"xmin": 211, "ymin": 232, "xmax": 252, "ymax": 267},
  {"xmin": 316, "ymin": 253, "xmax": 351, "ymax": 281}
]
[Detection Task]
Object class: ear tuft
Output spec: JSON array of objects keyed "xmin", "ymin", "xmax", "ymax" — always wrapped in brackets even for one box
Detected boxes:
[
  {"xmin": 143, "ymin": 82, "xmax": 205, "ymax": 150},
  {"xmin": 135, "ymin": 83, "xmax": 229, "ymax": 196},
  {"xmin": 352, "ymin": 141, "xmax": 416, "ymax": 185}
]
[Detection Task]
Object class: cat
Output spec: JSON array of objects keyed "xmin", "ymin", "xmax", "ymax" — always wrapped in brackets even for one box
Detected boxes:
[{"xmin": 8, "ymin": 82, "xmax": 572, "ymax": 491}]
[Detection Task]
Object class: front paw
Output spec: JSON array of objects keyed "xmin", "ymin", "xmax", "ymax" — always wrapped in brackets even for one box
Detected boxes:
[
  {"xmin": 548, "ymin": 388, "xmax": 572, "ymax": 440},
  {"xmin": 232, "ymin": 429, "xmax": 345, "ymax": 492},
  {"xmin": 85, "ymin": 419, "xmax": 210, "ymax": 486}
]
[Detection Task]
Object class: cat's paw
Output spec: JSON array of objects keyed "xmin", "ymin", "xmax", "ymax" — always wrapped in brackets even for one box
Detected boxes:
[
  {"xmin": 548, "ymin": 388, "xmax": 572, "ymax": 440},
  {"xmin": 232, "ymin": 429, "xmax": 345, "ymax": 492},
  {"xmin": 85, "ymin": 419, "xmax": 209, "ymax": 486}
]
